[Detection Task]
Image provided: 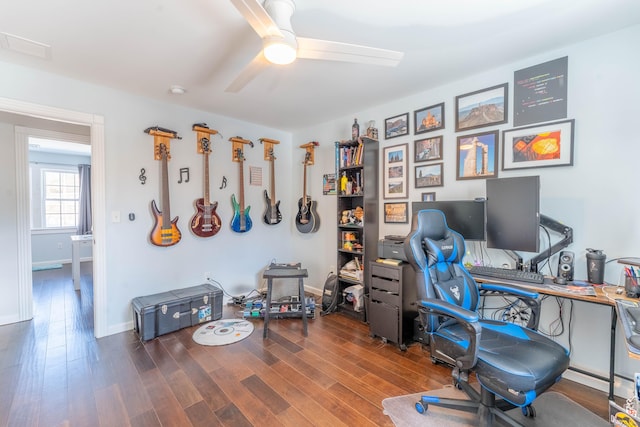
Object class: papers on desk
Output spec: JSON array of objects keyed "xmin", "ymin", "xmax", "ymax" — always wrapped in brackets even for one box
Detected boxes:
[{"xmin": 545, "ymin": 284, "xmax": 597, "ymax": 296}]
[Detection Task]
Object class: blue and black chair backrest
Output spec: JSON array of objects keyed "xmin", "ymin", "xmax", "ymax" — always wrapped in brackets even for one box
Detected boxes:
[{"xmin": 405, "ymin": 209, "xmax": 480, "ymax": 331}]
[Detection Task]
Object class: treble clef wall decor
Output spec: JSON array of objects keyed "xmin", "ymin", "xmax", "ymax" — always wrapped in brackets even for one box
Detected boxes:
[{"xmin": 139, "ymin": 168, "xmax": 147, "ymax": 185}]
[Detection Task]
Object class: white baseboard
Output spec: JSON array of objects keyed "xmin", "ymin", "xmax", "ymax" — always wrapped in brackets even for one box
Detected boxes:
[{"xmin": 564, "ymin": 368, "xmax": 634, "ymax": 399}]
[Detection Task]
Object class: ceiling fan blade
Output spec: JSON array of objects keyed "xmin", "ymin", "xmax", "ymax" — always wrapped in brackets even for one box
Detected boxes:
[
  {"xmin": 230, "ymin": 0, "xmax": 283, "ymax": 39},
  {"xmin": 297, "ymin": 37, "xmax": 404, "ymax": 67},
  {"xmin": 225, "ymin": 51, "xmax": 270, "ymax": 93}
]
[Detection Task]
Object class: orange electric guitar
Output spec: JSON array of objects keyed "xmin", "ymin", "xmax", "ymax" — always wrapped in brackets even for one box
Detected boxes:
[
  {"xmin": 190, "ymin": 124, "xmax": 221, "ymax": 237},
  {"xmin": 146, "ymin": 126, "xmax": 182, "ymax": 247}
]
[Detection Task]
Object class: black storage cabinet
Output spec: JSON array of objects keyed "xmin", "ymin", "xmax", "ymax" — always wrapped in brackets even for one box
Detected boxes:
[{"xmin": 132, "ymin": 283, "xmax": 223, "ymax": 341}]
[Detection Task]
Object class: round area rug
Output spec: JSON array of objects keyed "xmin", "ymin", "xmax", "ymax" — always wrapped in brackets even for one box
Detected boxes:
[{"xmin": 192, "ymin": 319, "xmax": 254, "ymax": 346}]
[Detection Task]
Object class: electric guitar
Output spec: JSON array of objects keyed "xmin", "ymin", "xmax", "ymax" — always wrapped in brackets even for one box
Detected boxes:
[
  {"xmin": 295, "ymin": 152, "xmax": 320, "ymax": 233},
  {"xmin": 262, "ymin": 147, "xmax": 282, "ymax": 225},
  {"xmin": 150, "ymin": 143, "xmax": 182, "ymax": 246},
  {"xmin": 231, "ymin": 148, "xmax": 252, "ymax": 233},
  {"xmin": 190, "ymin": 137, "xmax": 221, "ymax": 237}
]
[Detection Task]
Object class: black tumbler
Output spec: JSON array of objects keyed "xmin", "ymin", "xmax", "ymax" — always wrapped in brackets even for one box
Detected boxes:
[{"xmin": 586, "ymin": 248, "xmax": 606, "ymax": 284}]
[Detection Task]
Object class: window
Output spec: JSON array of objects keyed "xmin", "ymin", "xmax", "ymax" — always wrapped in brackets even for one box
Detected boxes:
[{"xmin": 42, "ymin": 169, "xmax": 80, "ymax": 228}]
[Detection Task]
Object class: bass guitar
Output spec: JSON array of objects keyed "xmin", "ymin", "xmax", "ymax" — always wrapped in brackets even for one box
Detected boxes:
[
  {"xmin": 295, "ymin": 152, "xmax": 320, "ymax": 233},
  {"xmin": 190, "ymin": 130, "xmax": 221, "ymax": 237},
  {"xmin": 263, "ymin": 147, "xmax": 282, "ymax": 225},
  {"xmin": 150, "ymin": 142, "xmax": 182, "ymax": 246},
  {"xmin": 231, "ymin": 148, "xmax": 252, "ymax": 233}
]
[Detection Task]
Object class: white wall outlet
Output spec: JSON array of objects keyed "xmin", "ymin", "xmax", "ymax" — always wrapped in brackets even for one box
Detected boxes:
[{"xmin": 111, "ymin": 211, "xmax": 121, "ymax": 223}]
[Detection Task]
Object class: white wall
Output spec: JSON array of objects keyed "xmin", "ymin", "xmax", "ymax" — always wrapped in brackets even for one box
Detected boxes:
[
  {"xmin": 1, "ymin": 23, "xmax": 639, "ymax": 395},
  {"xmin": 292, "ymin": 24, "xmax": 640, "ymax": 395}
]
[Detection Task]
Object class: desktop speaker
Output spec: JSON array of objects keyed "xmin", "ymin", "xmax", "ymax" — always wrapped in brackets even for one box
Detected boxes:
[{"xmin": 557, "ymin": 251, "xmax": 575, "ymax": 283}]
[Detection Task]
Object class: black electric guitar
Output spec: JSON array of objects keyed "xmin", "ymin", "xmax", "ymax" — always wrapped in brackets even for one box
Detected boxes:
[
  {"xmin": 262, "ymin": 147, "xmax": 282, "ymax": 225},
  {"xmin": 190, "ymin": 137, "xmax": 221, "ymax": 237},
  {"xmin": 295, "ymin": 152, "xmax": 320, "ymax": 233},
  {"xmin": 231, "ymin": 148, "xmax": 252, "ymax": 233},
  {"xmin": 150, "ymin": 143, "xmax": 182, "ymax": 246}
]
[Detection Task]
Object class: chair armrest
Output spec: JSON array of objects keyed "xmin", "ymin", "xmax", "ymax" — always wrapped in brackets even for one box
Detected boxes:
[
  {"xmin": 418, "ymin": 298, "xmax": 481, "ymax": 370},
  {"xmin": 478, "ymin": 282, "xmax": 541, "ymax": 330}
]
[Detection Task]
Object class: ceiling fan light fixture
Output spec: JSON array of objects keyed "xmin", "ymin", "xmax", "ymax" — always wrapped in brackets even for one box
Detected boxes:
[{"xmin": 263, "ymin": 35, "xmax": 297, "ymax": 65}]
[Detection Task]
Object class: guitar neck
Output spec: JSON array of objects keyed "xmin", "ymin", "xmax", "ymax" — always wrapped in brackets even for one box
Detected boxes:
[
  {"xmin": 238, "ymin": 157, "xmax": 245, "ymax": 211},
  {"xmin": 270, "ymin": 157, "xmax": 276, "ymax": 206},
  {"xmin": 302, "ymin": 162, "xmax": 308, "ymax": 202},
  {"xmin": 161, "ymin": 152, "xmax": 171, "ymax": 228},
  {"xmin": 203, "ymin": 151, "xmax": 210, "ymax": 206}
]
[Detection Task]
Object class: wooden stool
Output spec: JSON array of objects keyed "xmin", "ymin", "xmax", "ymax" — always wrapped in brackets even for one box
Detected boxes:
[{"xmin": 262, "ymin": 266, "xmax": 309, "ymax": 338}]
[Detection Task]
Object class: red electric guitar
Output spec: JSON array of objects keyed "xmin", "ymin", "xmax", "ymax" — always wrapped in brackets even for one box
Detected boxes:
[{"xmin": 190, "ymin": 125, "xmax": 222, "ymax": 237}]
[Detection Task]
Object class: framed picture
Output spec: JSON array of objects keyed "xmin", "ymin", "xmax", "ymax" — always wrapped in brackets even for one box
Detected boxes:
[
  {"xmin": 456, "ymin": 130, "xmax": 499, "ymax": 180},
  {"xmin": 421, "ymin": 192, "xmax": 436, "ymax": 202},
  {"xmin": 385, "ymin": 112, "xmax": 409, "ymax": 139},
  {"xmin": 383, "ymin": 143, "xmax": 408, "ymax": 199},
  {"xmin": 455, "ymin": 83, "xmax": 508, "ymax": 132},
  {"xmin": 415, "ymin": 162, "xmax": 443, "ymax": 188},
  {"xmin": 384, "ymin": 202, "xmax": 408, "ymax": 223},
  {"xmin": 414, "ymin": 103, "xmax": 444, "ymax": 134},
  {"xmin": 322, "ymin": 173, "xmax": 336, "ymax": 195},
  {"xmin": 414, "ymin": 136, "xmax": 443, "ymax": 163},
  {"xmin": 514, "ymin": 57, "xmax": 568, "ymax": 127},
  {"xmin": 502, "ymin": 119, "xmax": 575, "ymax": 170}
]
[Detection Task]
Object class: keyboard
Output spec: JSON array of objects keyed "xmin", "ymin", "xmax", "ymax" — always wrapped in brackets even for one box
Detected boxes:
[{"xmin": 468, "ymin": 265, "xmax": 544, "ymax": 284}]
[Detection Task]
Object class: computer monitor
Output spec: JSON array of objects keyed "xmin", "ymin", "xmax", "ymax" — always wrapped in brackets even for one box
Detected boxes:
[
  {"xmin": 412, "ymin": 200, "xmax": 486, "ymax": 241},
  {"xmin": 485, "ymin": 175, "xmax": 540, "ymax": 253}
]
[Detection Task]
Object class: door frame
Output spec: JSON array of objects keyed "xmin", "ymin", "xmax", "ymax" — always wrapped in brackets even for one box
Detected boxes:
[{"xmin": 2, "ymin": 96, "xmax": 107, "ymax": 338}]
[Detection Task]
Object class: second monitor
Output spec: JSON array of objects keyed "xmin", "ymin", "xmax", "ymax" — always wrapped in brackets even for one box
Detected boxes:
[{"xmin": 412, "ymin": 200, "xmax": 486, "ymax": 241}]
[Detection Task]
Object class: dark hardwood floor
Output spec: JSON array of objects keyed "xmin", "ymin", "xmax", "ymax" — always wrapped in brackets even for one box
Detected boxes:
[{"xmin": 0, "ymin": 264, "xmax": 611, "ymax": 426}]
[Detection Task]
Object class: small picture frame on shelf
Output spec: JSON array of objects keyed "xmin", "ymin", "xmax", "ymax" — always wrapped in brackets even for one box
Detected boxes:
[{"xmin": 384, "ymin": 202, "xmax": 408, "ymax": 223}]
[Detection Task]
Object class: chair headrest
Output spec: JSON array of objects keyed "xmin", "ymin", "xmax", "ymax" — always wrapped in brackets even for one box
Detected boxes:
[{"xmin": 414, "ymin": 209, "xmax": 448, "ymax": 240}]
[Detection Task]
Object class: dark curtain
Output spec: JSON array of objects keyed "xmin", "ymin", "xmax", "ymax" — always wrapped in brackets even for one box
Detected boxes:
[{"xmin": 77, "ymin": 164, "xmax": 92, "ymax": 235}]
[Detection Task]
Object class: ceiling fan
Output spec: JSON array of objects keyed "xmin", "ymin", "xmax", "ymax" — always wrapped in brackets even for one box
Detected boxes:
[{"xmin": 226, "ymin": 0, "xmax": 404, "ymax": 92}]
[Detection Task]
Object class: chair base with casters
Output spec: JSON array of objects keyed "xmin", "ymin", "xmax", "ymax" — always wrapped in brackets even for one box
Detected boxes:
[{"xmin": 404, "ymin": 209, "xmax": 570, "ymax": 427}]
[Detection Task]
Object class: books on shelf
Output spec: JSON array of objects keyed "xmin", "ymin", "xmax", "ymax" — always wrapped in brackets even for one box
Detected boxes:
[{"xmin": 339, "ymin": 141, "xmax": 364, "ymax": 168}]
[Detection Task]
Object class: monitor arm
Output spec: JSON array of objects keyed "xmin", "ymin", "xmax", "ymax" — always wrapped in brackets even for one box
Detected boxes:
[{"xmin": 529, "ymin": 214, "xmax": 574, "ymax": 273}]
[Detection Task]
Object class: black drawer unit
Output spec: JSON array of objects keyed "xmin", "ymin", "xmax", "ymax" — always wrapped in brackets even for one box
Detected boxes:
[
  {"xmin": 132, "ymin": 283, "xmax": 223, "ymax": 341},
  {"xmin": 368, "ymin": 262, "xmax": 417, "ymax": 350}
]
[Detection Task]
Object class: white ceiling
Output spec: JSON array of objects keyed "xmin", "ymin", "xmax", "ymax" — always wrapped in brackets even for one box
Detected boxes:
[{"xmin": 1, "ymin": 0, "xmax": 639, "ymax": 132}]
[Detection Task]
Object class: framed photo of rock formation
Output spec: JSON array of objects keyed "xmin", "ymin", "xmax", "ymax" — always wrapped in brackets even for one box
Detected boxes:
[{"xmin": 455, "ymin": 84, "xmax": 508, "ymax": 132}]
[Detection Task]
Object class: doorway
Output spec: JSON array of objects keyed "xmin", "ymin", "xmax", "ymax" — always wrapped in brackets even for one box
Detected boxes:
[{"xmin": 1, "ymin": 96, "xmax": 107, "ymax": 338}]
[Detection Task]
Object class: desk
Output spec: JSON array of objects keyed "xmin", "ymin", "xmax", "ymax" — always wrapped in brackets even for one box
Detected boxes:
[
  {"xmin": 262, "ymin": 266, "xmax": 308, "ymax": 339},
  {"xmin": 70, "ymin": 234, "xmax": 92, "ymax": 291},
  {"xmin": 474, "ymin": 275, "xmax": 631, "ymax": 400}
]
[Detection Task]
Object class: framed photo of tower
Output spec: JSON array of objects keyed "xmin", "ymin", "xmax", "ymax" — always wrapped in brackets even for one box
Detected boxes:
[{"xmin": 456, "ymin": 130, "xmax": 499, "ymax": 180}]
